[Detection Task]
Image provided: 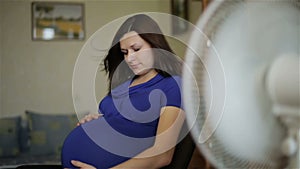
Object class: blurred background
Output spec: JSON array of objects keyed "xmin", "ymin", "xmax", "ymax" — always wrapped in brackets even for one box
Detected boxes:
[{"xmin": 0, "ymin": 0, "xmax": 210, "ymax": 168}]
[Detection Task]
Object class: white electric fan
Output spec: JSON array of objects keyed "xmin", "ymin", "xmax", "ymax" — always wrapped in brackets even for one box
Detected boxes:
[{"xmin": 183, "ymin": 0, "xmax": 299, "ymax": 168}]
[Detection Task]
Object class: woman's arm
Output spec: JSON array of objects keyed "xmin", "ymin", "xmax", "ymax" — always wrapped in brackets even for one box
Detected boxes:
[{"xmin": 110, "ymin": 106, "xmax": 185, "ymax": 169}]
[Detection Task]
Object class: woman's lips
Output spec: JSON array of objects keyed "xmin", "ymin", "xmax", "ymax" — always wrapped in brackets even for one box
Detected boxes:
[{"xmin": 130, "ymin": 64, "xmax": 140, "ymax": 69}]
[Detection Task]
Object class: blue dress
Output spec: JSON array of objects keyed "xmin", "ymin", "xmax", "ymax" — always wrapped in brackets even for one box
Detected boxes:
[{"xmin": 61, "ymin": 74, "xmax": 182, "ymax": 169}]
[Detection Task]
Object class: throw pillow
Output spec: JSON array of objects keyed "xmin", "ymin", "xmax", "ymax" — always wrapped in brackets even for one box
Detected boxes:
[
  {"xmin": 26, "ymin": 111, "xmax": 77, "ymax": 156},
  {"xmin": 0, "ymin": 116, "xmax": 21, "ymax": 157}
]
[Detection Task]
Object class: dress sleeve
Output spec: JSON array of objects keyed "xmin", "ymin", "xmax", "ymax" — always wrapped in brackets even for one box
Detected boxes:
[{"xmin": 161, "ymin": 76, "xmax": 182, "ymax": 109}]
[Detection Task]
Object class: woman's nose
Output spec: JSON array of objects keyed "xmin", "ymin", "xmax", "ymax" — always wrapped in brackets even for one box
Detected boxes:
[{"xmin": 126, "ymin": 50, "xmax": 136, "ymax": 62}]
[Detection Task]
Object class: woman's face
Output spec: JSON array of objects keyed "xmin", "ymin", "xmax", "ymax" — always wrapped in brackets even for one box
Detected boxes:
[{"xmin": 120, "ymin": 31, "xmax": 155, "ymax": 76}]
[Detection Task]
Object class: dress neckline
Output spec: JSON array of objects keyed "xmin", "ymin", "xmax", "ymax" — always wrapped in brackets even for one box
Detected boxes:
[{"xmin": 111, "ymin": 73, "xmax": 164, "ymax": 97}]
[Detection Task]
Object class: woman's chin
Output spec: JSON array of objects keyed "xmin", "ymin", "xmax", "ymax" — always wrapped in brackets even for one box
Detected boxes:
[{"xmin": 132, "ymin": 69, "xmax": 152, "ymax": 76}]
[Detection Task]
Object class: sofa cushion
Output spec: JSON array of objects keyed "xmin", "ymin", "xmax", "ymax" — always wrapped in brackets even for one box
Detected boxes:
[
  {"xmin": 26, "ymin": 111, "xmax": 77, "ymax": 156},
  {"xmin": 0, "ymin": 116, "xmax": 21, "ymax": 157}
]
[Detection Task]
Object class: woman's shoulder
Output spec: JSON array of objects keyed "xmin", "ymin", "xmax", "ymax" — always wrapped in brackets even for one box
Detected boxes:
[
  {"xmin": 153, "ymin": 75, "xmax": 182, "ymax": 95},
  {"xmin": 160, "ymin": 75, "xmax": 182, "ymax": 86}
]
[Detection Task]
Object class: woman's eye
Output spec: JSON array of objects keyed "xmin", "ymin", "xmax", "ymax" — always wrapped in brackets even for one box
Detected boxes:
[
  {"xmin": 121, "ymin": 50, "xmax": 128, "ymax": 55},
  {"xmin": 134, "ymin": 48, "xmax": 140, "ymax": 52}
]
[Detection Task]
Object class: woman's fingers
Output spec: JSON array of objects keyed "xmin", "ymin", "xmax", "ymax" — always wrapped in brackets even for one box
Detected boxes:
[
  {"xmin": 77, "ymin": 113, "xmax": 103, "ymax": 126},
  {"xmin": 71, "ymin": 160, "xmax": 96, "ymax": 169}
]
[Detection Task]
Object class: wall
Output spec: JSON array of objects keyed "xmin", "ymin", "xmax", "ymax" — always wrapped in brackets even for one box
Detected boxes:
[
  {"xmin": 188, "ymin": 0, "xmax": 203, "ymax": 25},
  {"xmin": 1, "ymin": 0, "xmax": 82, "ymax": 116}
]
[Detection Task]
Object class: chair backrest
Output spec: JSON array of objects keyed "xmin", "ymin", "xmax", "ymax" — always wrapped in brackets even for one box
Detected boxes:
[{"xmin": 160, "ymin": 122, "xmax": 196, "ymax": 169}]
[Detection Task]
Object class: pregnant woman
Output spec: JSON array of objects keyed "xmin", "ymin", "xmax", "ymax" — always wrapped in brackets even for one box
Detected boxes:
[{"xmin": 61, "ymin": 14, "xmax": 185, "ymax": 169}]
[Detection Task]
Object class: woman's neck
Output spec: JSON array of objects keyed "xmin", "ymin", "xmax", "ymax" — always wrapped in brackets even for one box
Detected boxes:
[{"xmin": 130, "ymin": 69, "xmax": 158, "ymax": 87}]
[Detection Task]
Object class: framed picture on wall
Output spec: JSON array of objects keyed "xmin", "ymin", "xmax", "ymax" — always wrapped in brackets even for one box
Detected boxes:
[{"xmin": 32, "ymin": 2, "xmax": 85, "ymax": 41}]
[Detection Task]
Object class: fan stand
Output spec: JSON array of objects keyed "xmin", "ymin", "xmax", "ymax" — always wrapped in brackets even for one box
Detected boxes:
[
  {"xmin": 278, "ymin": 114, "xmax": 300, "ymax": 168},
  {"xmin": 266, "ymin": 55, "xmax": 300, "ymax": 168}
]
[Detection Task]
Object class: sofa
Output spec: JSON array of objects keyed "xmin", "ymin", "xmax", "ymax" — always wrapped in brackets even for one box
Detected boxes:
[{"xmin": 0, "ymin": 111, "xmax": 77, "ymax": 169}]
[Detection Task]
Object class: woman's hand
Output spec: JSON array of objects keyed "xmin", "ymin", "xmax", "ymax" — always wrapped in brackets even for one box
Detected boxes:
[
  {"xmin": 77, "ymin": 113, "xmax": 103, "ymax": 126},
  {"xmin": 71, "ymin": 160, "xmax": 96, "ymax": 169},
  {"xmin": 70, "ymin": 160, "xmax": 117, "ymax": 169}
]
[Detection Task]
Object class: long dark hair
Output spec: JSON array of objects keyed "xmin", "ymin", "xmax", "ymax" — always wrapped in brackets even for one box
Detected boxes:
[{"xmin": 103, "ymin": 14, "xmax": 182, "ymax": 91}]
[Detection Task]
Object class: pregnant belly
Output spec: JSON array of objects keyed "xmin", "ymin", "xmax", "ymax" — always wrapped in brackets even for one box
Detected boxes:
[{"xmin": 61, "ymin": 117, "xmax": 156, "ymax": 168}]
